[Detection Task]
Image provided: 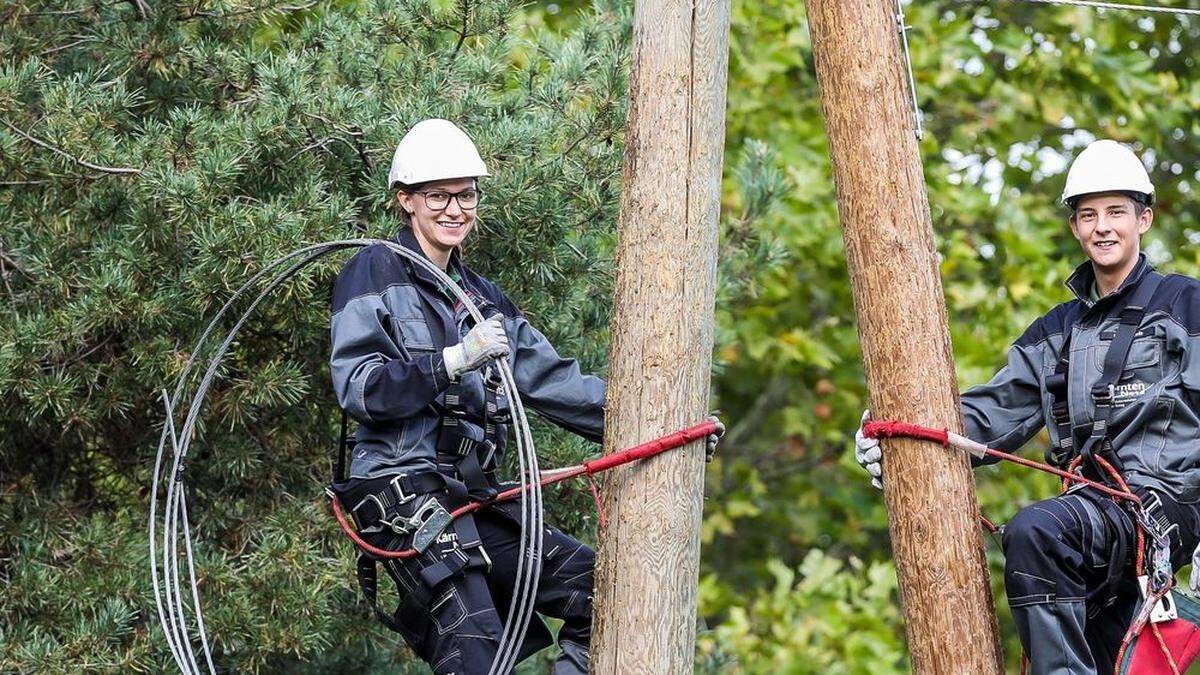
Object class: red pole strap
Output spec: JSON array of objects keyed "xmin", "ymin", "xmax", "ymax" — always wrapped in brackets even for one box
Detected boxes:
[
  {"xmin": 863, "ymin": 419, "xmax": 1140, "ymax": 504},
  {"xmin": 331, "ymin": 420, "xmax": 719, "ymax": 560},
  {"xmin": 583, "ymin": 420, "xmax": 719, "ymax": 474},
  {"xmin": 863, "ymin": 420, "xmax": 949, "ymax": 446}
]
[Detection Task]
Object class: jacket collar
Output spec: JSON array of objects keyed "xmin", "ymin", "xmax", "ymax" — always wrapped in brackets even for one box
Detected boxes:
[
  {"xmin": 395, "ymin": 226, "xmax": 464, "ymax": 284},
  {"xmin": 1065, "ymin": 252, "xmax": 1152, "ymax": 309}
]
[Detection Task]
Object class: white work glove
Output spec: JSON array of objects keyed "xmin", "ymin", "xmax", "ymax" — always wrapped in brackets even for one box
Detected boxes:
[
  {"xmin": 705, "ymin": 414, "xmax": 725, "ymax": 462},
  {"xmin": 854, "ymin": 409, "xmax": 883, "ymax": 490},
  {"xmin": 443, "ymin": 314, "xmax": 510, "ymax": 381}
]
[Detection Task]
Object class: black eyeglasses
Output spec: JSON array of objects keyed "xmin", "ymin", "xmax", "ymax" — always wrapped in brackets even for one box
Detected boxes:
[{"xmin": 411, "ymin": 188, "xmax": 482, "ymax": 211}]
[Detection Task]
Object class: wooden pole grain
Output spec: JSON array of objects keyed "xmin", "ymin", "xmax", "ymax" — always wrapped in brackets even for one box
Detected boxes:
[
  {"xmin": 589, "ymin": 0, "xmax": 731, "ymax": 671},
  {"xmin": 806, "ymin": 1, "xmax": 1004, "ymax": 672}
]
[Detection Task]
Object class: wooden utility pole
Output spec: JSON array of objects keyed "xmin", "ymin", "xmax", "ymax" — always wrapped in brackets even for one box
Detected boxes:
[
  {"xmin": 590, "ymin": 0, "xmax": 730, "ymax": 670},
  {"xmin": 807, "ymin": 1, "xmax": 1004, "ymax": 672}
]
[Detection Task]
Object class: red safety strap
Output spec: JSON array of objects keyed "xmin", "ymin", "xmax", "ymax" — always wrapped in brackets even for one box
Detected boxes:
[{"xmin": 331, "ymin": 420, "xmax": 720, "ymax": 560}]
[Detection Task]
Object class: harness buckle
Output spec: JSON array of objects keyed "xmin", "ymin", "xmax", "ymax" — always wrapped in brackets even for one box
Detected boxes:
[
  {"xmin": 1135, "ymin": 493, "xmax": 1178, "ymax": 594},
  {"xmin": 394, "ymin": 499, "xmax": 453, "ymax": 553},
  {"xmin": 1091, "ymin": 384, "xmax": 1115, "ymax": 406},
  {"xmin": 389, "ymin": 473, "xmax": 416, "ymax": 505},
  {"xmin": 1050, "ymin": 402, "xmax": 1071, "ymax": 426},
  {"xmin": 382, "ymin": 496, "xmax": 448, "ymax": 536}
]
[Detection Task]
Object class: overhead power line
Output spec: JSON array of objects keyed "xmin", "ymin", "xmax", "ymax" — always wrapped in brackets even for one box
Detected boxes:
[{"xmin": 1013, "ymin": 0, "xmax": 1200, "ymax": 17}]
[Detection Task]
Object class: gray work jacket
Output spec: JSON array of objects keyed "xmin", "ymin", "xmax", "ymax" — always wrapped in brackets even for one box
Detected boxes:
[
  {"xmin": 329, "ymin": 228, "xmax": 606, "ymax": 479},
  {"xmin": 962, "ymin": 255, "xmax": 1200, "ymax": 503}
]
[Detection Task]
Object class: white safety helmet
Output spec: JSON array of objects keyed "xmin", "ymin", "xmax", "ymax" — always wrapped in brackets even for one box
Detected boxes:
[
  {"xmin": 387, "ymin": 118, "xmax": 489, "ymax": 188},
  {"xmin": 1061, "ymin": 139, "xmax": 1154, "ymax": 208}
]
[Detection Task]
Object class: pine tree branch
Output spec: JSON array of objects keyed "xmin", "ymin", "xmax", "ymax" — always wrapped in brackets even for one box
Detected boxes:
[
  {"xmin": 0, "ymin": 118, "xmax": 142, "ymax": 176},
  {"xmin": 0, "ymin": 258, "xmax": 13, "ymax": 298},
  {"xmin": 126, "ymin": 0, "xmax": 149, "ymax": 19},
  {"xmin": 0, "ymin": 242, "xmax": 33, "ymax": 279},
  {"xmin": 40, "ymin": 35, "xmax": 101, "ymax": 57},
  {"xmin": 452, "ymin": 0, "xmax": 473, "ymax": 58},
  {"xmin": 58, "ymin": 334, "xmax": 116, "ymax": 369},
  {"xmin": 174, "ymin": 0, "xmax": 317, "ymax": 21}
]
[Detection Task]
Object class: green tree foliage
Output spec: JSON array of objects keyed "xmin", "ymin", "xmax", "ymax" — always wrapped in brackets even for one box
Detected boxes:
[
  {"xmin": 0, "ymin": 1, "xmax": 779, "ymax": 671},
  {"xmin": 0, "ymin": 1, "xmax": 635, "ymax": 670},
  {"xmin": 702, "ymin": 0, "xmax": 1200, "ymax": 671}
]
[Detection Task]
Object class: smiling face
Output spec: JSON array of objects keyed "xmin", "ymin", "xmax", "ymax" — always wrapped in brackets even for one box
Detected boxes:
[
  {"xmin": 397, "ymin": 177, "xmax": 479, "ymax": 266},
  {"xmin": 1069, "ymin": 192, "xmax": 1152, "ymax": 280}
]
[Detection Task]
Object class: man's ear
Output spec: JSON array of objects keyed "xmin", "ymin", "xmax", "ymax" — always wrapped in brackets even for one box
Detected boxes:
[
  {"xmin": 1068, "ymin": 213, "xmax": 1081, "ymax": 241},
  {"xmin": 1137, "ymin": 207, "xmax": 1154, "ymax": 236}
]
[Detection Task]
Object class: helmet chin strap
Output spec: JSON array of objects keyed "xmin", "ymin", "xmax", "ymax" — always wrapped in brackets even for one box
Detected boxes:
[{"xmin": 151, "ymin": 239, "xmax": 544, "ymax": 675}]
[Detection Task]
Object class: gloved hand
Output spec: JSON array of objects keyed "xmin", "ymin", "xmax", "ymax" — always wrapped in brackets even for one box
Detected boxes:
[
  {"xmin": 1191, "ymin": 542, "xmax": 1200, "ymax": 593},
  {"xmin": 854, "ymin": 409, "xmax": 883, "ymax": 490},
  {"xmin": 443, "ymin": 314, "xmax": 509, "ymax": 381},
  {"xmin": 705, "ymin": 414, "xmax": 725, "ymax": 463}
]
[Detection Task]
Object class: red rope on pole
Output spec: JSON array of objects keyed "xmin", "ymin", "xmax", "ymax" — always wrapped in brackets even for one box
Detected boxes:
[
  {"xmin": 863, "ymin": 420, "xmax": 949, "ymax": 446},
  {"xmin": 330, "ymin": 420, "xmax": 719, "ymax": 560},
  {"xmin": 588, "ymin": 473, "xmax": 607, "ymax": 530},
  {"xmin": 863, "ymin": 420, "xmax": 1140, "ymax": 504}
]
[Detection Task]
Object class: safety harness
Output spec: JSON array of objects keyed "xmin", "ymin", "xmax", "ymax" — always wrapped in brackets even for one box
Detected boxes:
[
  {"xmin": 1045, "ymin": 271, "xmax": 1163, "ymax": 473},
  {"xmin": 1042, "ymin": 272, "xmax": 1179, "ymax": 619},
  {"xmin": 329, "ymin": 418, "xmax": 493, "ymax": 635},
  {"xmin": 435, "ymin": 375, "xmax": 507, "ymax": 502}
]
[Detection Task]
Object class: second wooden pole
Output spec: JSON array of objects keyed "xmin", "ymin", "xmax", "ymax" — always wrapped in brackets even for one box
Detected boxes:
[{"xmin": 807, "ymin": 0, "xmax": 1004, "ymax": 672}]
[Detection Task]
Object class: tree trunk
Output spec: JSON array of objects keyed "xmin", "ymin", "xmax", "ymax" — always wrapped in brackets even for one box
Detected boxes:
[
  {"xmin": 806, "ymin": 0, "xmax": 1005, "ymax": 672},
  {"xmin": 589, "ymin": 0, "xmax": 731, "ymax": 670}
]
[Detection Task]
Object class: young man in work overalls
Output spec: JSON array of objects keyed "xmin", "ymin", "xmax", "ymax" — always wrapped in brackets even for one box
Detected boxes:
[
  {"xmin": 329, "ymin": 119, "xmax": 722, "ymax": 673},
  {"xmin": 854, "ymin": 139, "xmax": 1200, "ymax": 674}
]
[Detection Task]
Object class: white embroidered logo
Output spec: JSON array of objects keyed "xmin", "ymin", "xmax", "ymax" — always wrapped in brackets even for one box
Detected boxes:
[{"xmin": 1111, "ymin": 381, "xmax": 1149, "ymax": 406}]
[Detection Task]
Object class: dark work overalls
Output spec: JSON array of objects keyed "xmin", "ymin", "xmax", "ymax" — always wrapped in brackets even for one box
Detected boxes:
[
  {"xmin": 961, "ymin": 256, "xmax": 1200, "ymax": 675},
  {"xmin": 328, "ymin": 229, "xmax": 606, "ymax": 673}
]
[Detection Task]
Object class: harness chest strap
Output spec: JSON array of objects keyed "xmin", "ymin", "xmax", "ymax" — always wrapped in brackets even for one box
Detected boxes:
[{"xmin": 1045, "ymin": 272, "xmax": 1163, "ymax": 469}]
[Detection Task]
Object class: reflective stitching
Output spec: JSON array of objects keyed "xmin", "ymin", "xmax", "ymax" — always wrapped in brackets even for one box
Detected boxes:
[
  {"xmin": 430, "ymin": 590, "xmax": 454, "ymax": 613},
  {"xmin": 432, "ymin": 589, "xmax": 467, "ymax": 635},
  {"xmin": 1030, "ymin": 505, "xmax": 1070, "ymax": 533},
  {"xmin": 1058, "ymin": 496, "xmax": 1098, "ymax": 567},
  {"xmin": 560, "ymin": 570, "xmax": 592, "ymax": 587},
  {"xmin": 455, "ymin": 633, "xmax": 498, "ymax": 641},
  {"xmin": 1008, "ymin": 594, "xmax": 1086, "ymax": 607},
  {"xmin": 431, "ymin": 649, "xmax": 461, "ymax": 673},
  {"xmin": 552, "ymin": 543, "xmax": 585, "ymax": 577},
  {"xmin": 384, "ymin": 560, "xmax": 414, "ymax": 594},
  {"xmin": 1011, "ymin": 570, "xmax": 1056, "ymax": 586}
]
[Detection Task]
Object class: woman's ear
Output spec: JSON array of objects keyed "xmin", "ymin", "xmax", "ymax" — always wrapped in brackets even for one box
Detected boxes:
[{"xmin": 396, "ymin": 191, "xmax": 414, "ymax": 215}]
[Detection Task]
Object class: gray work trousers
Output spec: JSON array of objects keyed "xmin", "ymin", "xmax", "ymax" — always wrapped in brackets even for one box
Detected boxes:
[{"xmin": 1002, "ymin": 487, "xmax": 1200, "ymax": 675}]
